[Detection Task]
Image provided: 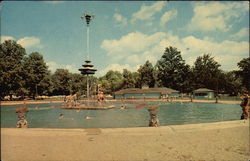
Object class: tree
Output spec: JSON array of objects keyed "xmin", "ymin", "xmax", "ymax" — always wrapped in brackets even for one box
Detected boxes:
[
  {"xmin": 38, "ymin": 73, "xmax": 53, "ymax": 96},
  {"xmin": 178, "ymin": 64, "xmax": 192, "ymax": 93},
  {"xmin": 98, "ymin": 79, "xmax": 110, "ymax": 94},
  {"xmin": 132, "ymin": 71, "xmax": 140, "ymax": 88},
  {"xmin": 122, "ymin": 69, "xmax": 138, "ymax": 89},
  {"xmin": 70, "ymin": 73, "xmax": 86, "ymax": 95},
  {"xmin": 218, "ymin": 71, "xmax": 241, "ymax": 95},
  {"xmin": 192, "ymin": 54, "xmax": 221, "ymax": 91},
  {"xmin": 152, "ymin": 65, "xmax": 163, "ymax": 88},
  {"xmin": 51, "ymin": 69, "xmax": 72, "ymax": 95},
  {"xmin": 88, "ymin": 75, "xmax": 98, "ymax": 96},
  {"xmin": 0, "ymin": 40, "xmax": 26, "ymax": 100},
  {"xmin": 98, "ymin": 70, "xmax": 123, "ymax": 94},
  {"xmin": 236, "ymin": 57, "xmax": 250, "ymax": 92},
  {"xmin": 23, "ymin": 52, "xmax": 50, "ymax": 98},
  {"xmin": 156, "ymin": 46, "xmax": 191, "ymax": 92},
  {"xmin": 138, "ymin": 60, "xmax": 155, "ymax": 88}
]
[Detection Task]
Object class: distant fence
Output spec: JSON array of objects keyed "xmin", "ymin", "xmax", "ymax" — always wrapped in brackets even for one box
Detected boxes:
[
  {"xmin": 174, "ymin": 96, "xmax": 241, "ymax": 101},
  {"xmin": 2, "ymin": 95, "xmax": 242, "ymax": 102}
]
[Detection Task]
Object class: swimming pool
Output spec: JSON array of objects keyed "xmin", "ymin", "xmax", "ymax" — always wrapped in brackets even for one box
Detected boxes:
[{"xmin": 1, "ymin": 102, "xmax": 242, "ymax": 128}]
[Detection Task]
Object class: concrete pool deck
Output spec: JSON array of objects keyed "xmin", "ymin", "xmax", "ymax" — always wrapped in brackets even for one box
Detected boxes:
[{"xmin": 1, "ymin": 120, "xmax": 249, "ymax": 161}]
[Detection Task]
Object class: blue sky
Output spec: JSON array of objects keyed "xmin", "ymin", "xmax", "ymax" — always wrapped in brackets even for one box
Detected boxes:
[{"xmin": 1, "ymin": 1, "xmax": 249, "ymax": 76}]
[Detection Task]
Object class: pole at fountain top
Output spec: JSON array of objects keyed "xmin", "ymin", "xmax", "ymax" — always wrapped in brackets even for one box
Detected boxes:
[{"xmin": 81, "ymin": 14, "xmax": 94, "ymax": 61}]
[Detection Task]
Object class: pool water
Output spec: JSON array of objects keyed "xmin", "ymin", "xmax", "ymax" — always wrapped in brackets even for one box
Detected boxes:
[{"xmin": 1, "ymin": 102, "xmax": 242, "ymax": 128}]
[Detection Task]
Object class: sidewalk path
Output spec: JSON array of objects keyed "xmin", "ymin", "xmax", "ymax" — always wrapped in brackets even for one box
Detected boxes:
[{"xmin": 1, "ymin": 120, "xmax": 249, "ymax": 161}]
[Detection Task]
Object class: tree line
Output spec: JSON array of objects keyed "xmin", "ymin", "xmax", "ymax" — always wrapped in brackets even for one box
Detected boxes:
[{"xmin": 0, "ymin": 40, "xmax": 249, "ymax": 100}]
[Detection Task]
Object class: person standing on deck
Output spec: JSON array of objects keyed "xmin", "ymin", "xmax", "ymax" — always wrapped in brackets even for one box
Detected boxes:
[{"xmin": 240, "ymin": 91, "xmax": 250, "ymax": 120}]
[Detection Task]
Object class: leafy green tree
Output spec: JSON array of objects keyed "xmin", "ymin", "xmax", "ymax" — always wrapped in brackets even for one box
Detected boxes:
[
  {"xmin": 156, "ymin": 46, "xmax": 191, "ymax": 92},
  {"xmin": 178, "ymin": 64, "xmax": 192, "ymax": 93},
  {"xmin": 0, "ymin": 40, "xmax": 26, "ymax": 100},
  {"xmin": 122, "ymin": 69, "xmax": 137, "ymax": 89},
  {"xmin": 88, "ymin": 75, "xmax": 98, "ymax": 96},
  {"xmin": 23, "ymin": 52, "xmax": 50, "ymax": 98},
  {"xmin": 98, "ymin": 79, "xmax": 110, "ymax": 94},
  {"xmin": 218, "ymin": 71, "xmax": 241, "ymax": 95},
  {"xmin": 236, "ymin": 57, "xmax": 250, "ymax": 92},
  {"xmin": 192, "ymin": 54, "xmax": 221, "ymax": 91},
  {"xmin": 105, "ymin": 70, "xmax": 123, "ymax": 92},
  {"xmin": 38, "ymin": 73, "xmax": 53, "ymax": 96},
  {"xmin": 152, "ymin": 65, "xmax": 163, "ymax": 88},
  {"xmin": 138, "ymin": 60, "xmax": 155, "ymax": 88},
  {"xmin": 98, "ymin": 70, "xmax": 123, "ymax": 94},
  {"xmin": 132, "ymin": 71, "xmax": 140, "ymax": 88},
  {"xmin": 51, "ymin": 69, "xmax": 72, "ymax": 95},
  {"xmin": 70, "ymin": 73, "xmax": 86, "ymax": 95}
]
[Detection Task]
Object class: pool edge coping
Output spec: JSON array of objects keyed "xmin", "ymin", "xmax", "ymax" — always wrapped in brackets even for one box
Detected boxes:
[{"xmin": 1, "ymin": 120, "xmax": 249, "ymax": 136}]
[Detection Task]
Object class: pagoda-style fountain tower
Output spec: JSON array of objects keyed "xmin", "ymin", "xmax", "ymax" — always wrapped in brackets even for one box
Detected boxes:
[{"xmin": 79, "ymin": 13, "xmax": 97, "ymax": 100}]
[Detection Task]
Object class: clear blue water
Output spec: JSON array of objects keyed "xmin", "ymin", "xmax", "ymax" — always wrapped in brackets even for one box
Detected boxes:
[{"xmin": 1, "ymin": 102, "xmax": 242, "ymax": 128}]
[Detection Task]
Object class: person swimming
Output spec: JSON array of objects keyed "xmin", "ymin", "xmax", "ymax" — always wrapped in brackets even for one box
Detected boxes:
[
  {"xmin": 59, "ymin": 114, "xmax": 64, "ymax": 119},
  {"xmin": 59, "ymin": 114, "xmax": 74, "ymax": 120},
  {"xmin": 85, "ymin": 116, "xmax": 91, "ymax": 120},
  {"xmin": 120, "ymin": 105, "xmax": 126, "ymax": 109}
]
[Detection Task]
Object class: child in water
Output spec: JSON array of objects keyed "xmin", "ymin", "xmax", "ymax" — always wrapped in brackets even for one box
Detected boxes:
[
  {"xmin": 59, "ymin": 114, "xmax": 64, "ymax": 119},
  {"xmin": 59, "ymin": 114, "xmax": 74, "ymax": 120}
]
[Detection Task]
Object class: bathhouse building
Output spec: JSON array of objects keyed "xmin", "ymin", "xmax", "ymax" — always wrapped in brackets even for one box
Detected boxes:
[
  {"xmin": 193, "ymin": 88, "xmax": 214, "ymax": 99},
  {"xmin": 114, "ymin": 87, "xmax": 179, "ymax": 99}
]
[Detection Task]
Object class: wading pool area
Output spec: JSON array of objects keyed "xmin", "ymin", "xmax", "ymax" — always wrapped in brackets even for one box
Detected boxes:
[{"xmin": 1, "ymin": 102, "xmax": 242, "ymax": 128}]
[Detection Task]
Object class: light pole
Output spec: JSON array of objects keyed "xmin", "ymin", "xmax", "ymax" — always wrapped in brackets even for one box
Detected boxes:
[{"xmin": 79, "ymin": 13, "xmax": 97, "ymax": 102}]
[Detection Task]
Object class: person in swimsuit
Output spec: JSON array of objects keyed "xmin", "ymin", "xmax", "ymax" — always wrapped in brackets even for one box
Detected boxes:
[{"xmin": 240, "ymin": 91, "xmax": 250, "ymax": 120}]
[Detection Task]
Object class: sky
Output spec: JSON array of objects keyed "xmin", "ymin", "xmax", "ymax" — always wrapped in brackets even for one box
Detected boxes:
[{"xmin": 1, "ymin": 1, "xmax": 249, "ymax": 76}]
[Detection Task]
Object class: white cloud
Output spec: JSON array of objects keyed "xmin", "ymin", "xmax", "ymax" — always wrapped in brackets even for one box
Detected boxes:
[
  {"xmin": 64, "ymin": 65, "xmax": 78, "ymax": 73},
  {"xmin": 230, "ymin": 28, "xmax": 249, "ymax": 40},
  {"xmin": 101, "ymin": 31, "xmax": 249, "ymax": 72},
  {"xmin": 188, "ymin": 2, "xmax": 249, "ymax": 32},
  {"xmin": 113, "ymin": 13, "xmax": 127, "ymax": 27},
  {"xmin": 46, "ymin": 61, "xmax": 79, "ymax": 73},
  {"xmin": 160, "ymin": 9, "xmax": 177, "ymax": 26},
  {"xmin": 1, "ymin": 36, "xmax": 43, "ymax": 49},
  {"xmin": 160, "ymin": 33, "xmax": 249, "ymax": 70},
  {"xmin": 17, "ymin": 37, "xmax": 42, "ymax": 49},
  {"xmin": 131, "ymin": 1, "xmax": 166, "ymax": 23},
  {"xmin": 181, "ymin": 36, "xmax": 249, "ymax": 58},
  {"xmin": 101, "ymin": 31, "xmax": 166, "ymax": 63},
  {"xmin": 46, "ymin": 61, "xmax": 58, "ymax": 73},
  {"xmin": 215, "ymin": 55, "xmax": 245, "ymax": 71},
  {"xmin": 1, "ymin": 36, "xmax": 15, "ymax": 43}
]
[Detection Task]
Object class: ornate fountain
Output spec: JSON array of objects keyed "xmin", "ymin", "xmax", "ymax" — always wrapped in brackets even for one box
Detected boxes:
[
  {"xmin": 148, "ymin": 105, "xmax": 160, "ymax": 127},
  {"xmin": 16, "ymin": 106, "xmax": 29, "ymax": 128}
]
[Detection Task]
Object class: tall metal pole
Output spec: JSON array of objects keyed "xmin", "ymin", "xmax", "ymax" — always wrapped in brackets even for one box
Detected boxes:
[
  {"xmin": 82, "ymin": 14, "xmax": 92, "ymax": 100},
  {"xmin": 86, "ymin": 21, "xmax": 90, "ymax": 100},
  {"xmin": 87, "ymin": 74, "xmax": 89, "ymax": 101},
  {"xmin": 79, "ymin": 13, "xmax": 96, "ymax": 103},
  {"xmin": 87, "ymin": 26, "xmax": 90, "ymax": 60}
]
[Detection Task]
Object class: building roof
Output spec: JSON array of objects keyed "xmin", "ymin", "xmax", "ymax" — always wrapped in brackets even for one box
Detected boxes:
[
  {"xmin": 193, "ymin": 88, "xmax": 214, "ymax": 92},
  {"xmin": 114, "ymin": 88, "xmax": 179, "ymax": 95}
]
